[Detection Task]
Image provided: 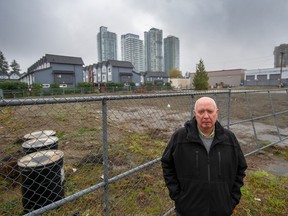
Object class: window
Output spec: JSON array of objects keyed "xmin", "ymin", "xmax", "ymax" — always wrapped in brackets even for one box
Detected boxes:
[
  {"xmin": 108, "ymin": 74, "xmax": 112, "ymax": 81},
  {"xmin": 54, "ymin": 73, "xmax": 74, "ymax": 84},
  {"xmin": 102, "ymin": 74, "xmax": 106, "ymax": 82}
]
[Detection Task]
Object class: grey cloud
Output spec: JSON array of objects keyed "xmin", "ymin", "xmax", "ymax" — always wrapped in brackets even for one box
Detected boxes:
[{"xmin": 0, "ymin": 0, "xmax": 287, "ymax": 72}]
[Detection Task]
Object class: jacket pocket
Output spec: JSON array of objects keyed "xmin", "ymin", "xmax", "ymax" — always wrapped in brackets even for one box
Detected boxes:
[{"xmin": 210, "ymin": 182, "xmax": 233, "ymax": 215}]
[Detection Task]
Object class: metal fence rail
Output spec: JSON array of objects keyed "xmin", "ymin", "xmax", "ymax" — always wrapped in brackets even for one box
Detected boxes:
[{"xmin": 0, "ymin": 89, "xmax": 287, "ymax": 216}]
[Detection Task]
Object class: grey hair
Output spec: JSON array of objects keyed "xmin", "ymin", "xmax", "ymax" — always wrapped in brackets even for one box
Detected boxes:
[{"xmin": 194, "ymin": 96, "xmax": 218, "ymax": 111}]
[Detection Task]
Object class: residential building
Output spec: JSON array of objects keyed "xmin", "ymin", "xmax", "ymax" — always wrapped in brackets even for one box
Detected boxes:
[
  {"xmin": 0, "ymin": 70, "xmax": 21, "ymax": 81},
  {"xmin": 140, "ymin": 71, "xmax": 168, "ymax": 84},
  {"xmin": 106, "ymin": 60, "xmax": 139, "ymax": 83},
  {"xmin": 97, "ymin": 26, "xmax": 117, "ymax": 62},
  {"xmin": 85, "ymin": 60, "xmax": 141, "ymax": 85},
  {"xmin": 9, "ymin": 71, "xmax": 21, "ymax": 80},
  {"xmin": 121, "ymin": 33, "xmax": 144, "ymax": 72},
  {"xmin": 0, "ymin": 71, "xmax": 9, "ymax": 81},
  {"xmin": 144, "ymin": 28, "xmax": 163, "ymax": 72},
  {"xmin": 274, "ymin": 44, "xmax": 288, "ymax": 68},
  {"xmin": 19, "ymin": 54, "xmax": 84, "ymax": 87},
  {"xmin": 84, "ymin": 65, "xmax": 94, "ymax": 83},
  {"xmin": 164, "ymin": 35, "xmax": 180, "ymax": 75}
]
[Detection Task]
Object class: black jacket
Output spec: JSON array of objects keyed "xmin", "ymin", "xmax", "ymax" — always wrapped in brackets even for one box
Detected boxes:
[{"xmin": 161, "ymin": 118, "xmax": 247, "ymax": 216}]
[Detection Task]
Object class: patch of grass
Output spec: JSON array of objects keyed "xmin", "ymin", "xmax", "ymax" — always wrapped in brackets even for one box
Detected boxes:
[
  {"xmin": 264, "ymin": 146, "xmax": 288, "ymax": 161},
  {"xmin": 258, "ymin": 139, "xmax": 271, "ymax": 147},
  {"xmin": 75, "ymin": 127, "xmax": 102, "ymax": 138},
  {"xmin": 273, "ymin": 146, "xmax": 288, "ymax": 161},
  {"xmin": 0, "ymin": 199, "xmax": 22, "ymax": 216},
  {"xmin": 235, "ymin": 170, "xmax": 288, "ymax": 215},
  {"xmin": 108, "ymin": 167, "xmax": 172, "ymax": 215}
]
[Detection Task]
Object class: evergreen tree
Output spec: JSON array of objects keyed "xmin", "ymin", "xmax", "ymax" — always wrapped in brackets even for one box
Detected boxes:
[
  {"xmin": 0, "ymin": 51, "xmax": 9, "ymax": 73},
  {"xmin": 192, "ymin": 59, "xmax": 209, "ymax": 90},
  {"xmin": 10, "ymin": 59, "xmax": 21, "ymax": 73}
]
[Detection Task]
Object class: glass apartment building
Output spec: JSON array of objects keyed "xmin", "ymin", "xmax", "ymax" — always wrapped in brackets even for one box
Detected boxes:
[
  {"xmin": 164, "ymin": 35, "xmax": 180, "ymax": 75},
  {"xmin": 121, "ymin": 33, "xmax": 144, "ymax": 72},
  {"xmin": 97, "ymin": 26, "xmax": 117, "ymax": 62},
  {"xmin": 144, "ymin": 28, "xmax": 163, "ymax": 72}
]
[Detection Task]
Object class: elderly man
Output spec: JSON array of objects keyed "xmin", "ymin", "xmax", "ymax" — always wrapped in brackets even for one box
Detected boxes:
[{"xmin": 161, "ymin": 96, "xmax": 247, "ymax": 216}]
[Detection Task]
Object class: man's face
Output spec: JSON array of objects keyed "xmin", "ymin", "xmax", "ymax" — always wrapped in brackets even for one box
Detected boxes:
[{"xmin": 194, "ymin": 98, "xmax": 219, "ymax": 133}]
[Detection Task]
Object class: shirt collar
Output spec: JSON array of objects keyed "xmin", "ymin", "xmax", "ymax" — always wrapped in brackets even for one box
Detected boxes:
[{"xmin": 198, "ymin": 126, "xmax": 215, "ymax": 138}]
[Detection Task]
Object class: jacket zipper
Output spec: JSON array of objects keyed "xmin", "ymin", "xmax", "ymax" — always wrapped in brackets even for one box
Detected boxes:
[
  {"xmin": 218, "ymin": 151, "xmax": 222, "ymax": 177},
  {"xmin": 195, "ymin": 151, "xmax": 199, "ymax": 176},
  {"xmin": 207, "ymin": 157, "xmax": 210, "ymax": 182},
  {"xmin": 196, "ymin": 151, "xmax": 199, "ymax": 169}
]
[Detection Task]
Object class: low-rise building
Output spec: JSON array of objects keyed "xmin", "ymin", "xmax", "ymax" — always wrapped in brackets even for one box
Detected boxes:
[
  {"xmin": 140, "ymin": 71, "xmax": 168, "ymax": 85},
  {"xmin": 0, "ymin": 71, "xmax": 9, "ymax": 81},
  {"xmin": 169, "ymin": 78, "xmax": 191, "ymax": 89},
  {"xmin": 0, "ymin": 71, "xmax": 21, "ymax": 81},
  {"xmin": 189, "ymin": 69, "xmax": 245, "ymax": 88},
  {"xmin": 207, "ymin": 69, "xmax": 245, "ymax": 87},
  {"xmin": 9, "ymin": 71, "xmax": 21, "ymax": 80},
  {"xmin": 19, "ymin": 54, "xmax": 84, "ymax": 88},
  {"xmin": 244, "ymin": 67, "xmax": 288, "ymax": 86},
  {"xmin": 84, "ymin": 60, "xmax": 169, "ymax": 87},
  {"xmin": 85, "ymin": 60, "xmax": 142, "ymax": 85}
]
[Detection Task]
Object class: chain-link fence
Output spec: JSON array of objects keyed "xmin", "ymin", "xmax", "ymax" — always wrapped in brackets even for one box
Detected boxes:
[{"xmin": 0, "ymin": 89, "xmax": 288, "ymax": 216}]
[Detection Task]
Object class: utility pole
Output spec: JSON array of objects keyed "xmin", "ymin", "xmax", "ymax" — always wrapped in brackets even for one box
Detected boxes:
[{"xmin": 279, "ymin": 51, "xmax": 284, "ymax": 88}]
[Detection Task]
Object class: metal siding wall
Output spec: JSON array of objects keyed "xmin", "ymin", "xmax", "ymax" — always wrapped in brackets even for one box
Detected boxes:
[{"xmin": 34, "ymin": 68, "xmax": 54, "ymax": 84}]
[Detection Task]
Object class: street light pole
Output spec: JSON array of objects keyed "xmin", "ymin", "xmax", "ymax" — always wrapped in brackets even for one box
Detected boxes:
[{"xmin": 279, "ymin": 51, "xmax": 284, "ymax": 87}]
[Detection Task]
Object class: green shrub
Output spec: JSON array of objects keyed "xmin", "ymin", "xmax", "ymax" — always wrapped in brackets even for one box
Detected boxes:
[
  {"xmin": 50, "ymin": 83, "xmax": 60, "ymax": 88},
  {"xmin": 77, "ymin": 82, "xmax": 93, "ymax": 88},
  {"xmin": 32, "ymin": 83, "xmax": 42, "ymax": 90},
  {"xmin": 0, "ymin": 81, "xmax": 28, "ymax": 90}
]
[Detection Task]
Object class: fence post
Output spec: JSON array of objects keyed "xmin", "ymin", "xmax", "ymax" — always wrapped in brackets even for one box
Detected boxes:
[
  {"xmin": 245, "ymin": 91, "xmax": 259, "ymax": 145},
  {"xmin": 191, "ymin": 94, "xmax": 195, "ymax": 119},
  {"xmin": 213, "ymin": 93, "xmax": 223, "ymax": 124},
  {"xmin": 268, "ymin": 90, "xmax": 282, "ymax": 141},
  {"xmin": 227, "ymin": 89, "xmax": 231, "ymax": 129},
  {"xmin": 102, "ymin": 98, "xmax": 109, "ymax": 216}
]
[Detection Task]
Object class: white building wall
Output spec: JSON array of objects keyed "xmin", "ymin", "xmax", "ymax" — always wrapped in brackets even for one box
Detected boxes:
[{"xmin": 245, "ymin": 67, "xmax": 288, "ymax": 86}]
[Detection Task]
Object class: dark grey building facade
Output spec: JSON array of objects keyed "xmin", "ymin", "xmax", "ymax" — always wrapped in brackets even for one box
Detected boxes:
[
  {"xmin": 85, "ymin": 60, "xmax": 141, "ymax": 85},
  {"xmin": 140, "ymin": 71, "xmax": 168, "ymax": 84},
  {"xmin": 20, "ymin": 54, "xmax": 84, "ymax": 88}
]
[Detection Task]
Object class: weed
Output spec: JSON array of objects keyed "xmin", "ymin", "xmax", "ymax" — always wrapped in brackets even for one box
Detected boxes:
[{"xmin": 235, "ymin": 170, "xmax": 288, "ymax": 215}]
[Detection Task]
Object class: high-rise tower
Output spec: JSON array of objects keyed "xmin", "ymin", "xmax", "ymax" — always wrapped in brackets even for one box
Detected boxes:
[
  {"xmin": 144, "ymin": 28, "xmax": 163, "ymax": 72},
  {"xmin": 97, "ymin": 26, "xmax": 117, "ymax": 62},
  {"xmin": 121, "ymin": 33, "xmax": 144, "ymax": 72},
  {"xmin": 274, "ymin": 44, "xmax": 288, "ymax": 68},
  {"xmin": 164, "ymin": 35, "xmax": 180, "ymax": 75}
]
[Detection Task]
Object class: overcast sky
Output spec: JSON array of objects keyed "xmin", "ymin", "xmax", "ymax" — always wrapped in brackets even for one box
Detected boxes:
[{"xmin": 1, "ymin": 0, "xmax": 287, "ymax": 74}]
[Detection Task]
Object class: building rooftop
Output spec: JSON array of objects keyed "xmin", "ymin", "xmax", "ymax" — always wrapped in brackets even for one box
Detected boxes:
[
  {"xmin": 28, "ymin": 54, "xmax": 84, "ymax": 72},
  {"xmin": 107, "ymin": 60, "xmax": 134, "ymax": 68},
  {"xmin": 45, "ymin": 54, "xmax": 84, "ymax": 65},
  {"xmin": 145, "ymin": 71, "xmax": 168, "ymax": 77}
]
